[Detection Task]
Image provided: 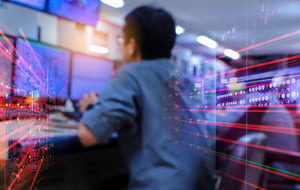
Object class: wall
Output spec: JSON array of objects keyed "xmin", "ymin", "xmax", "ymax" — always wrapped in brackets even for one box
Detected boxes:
[
  {"xmin": 0, "ymin": 1, "xmax": 122, "ymax": 60},
  {"xmin": 96, "ymin": 20, "xmax": 122, "ymax": 60},
  {"xmin": 37, "ymin": 12, "xmax": 58, "ymax": 45},
  {"xmin": 0, "ymin": 2, "xmax": 38, "ymax": 40}
]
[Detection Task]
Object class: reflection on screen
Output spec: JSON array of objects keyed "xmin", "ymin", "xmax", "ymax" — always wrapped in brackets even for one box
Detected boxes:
[
  {"xmin": 8, "ymin": 0, "xmax": 46, "ymax": 10},
  {"xmin": 0, "ymin": 37, "xmax": 13, "ymax": 97},
  {"xmin": 14, "ymin": 39, "xmax": 71, "ymax": 99},
  {"xmin": 71, "ymin": 54, "xmax": 113, "ymax": 100},
  {"xmin": 47, "ymin": 0, "xmax": 101, "ymax": 26}
]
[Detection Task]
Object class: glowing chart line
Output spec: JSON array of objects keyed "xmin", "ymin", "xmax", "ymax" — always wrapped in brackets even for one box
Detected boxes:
[
  {"xmin": 180, "ymin": 141, "xmax": 300, "ymax": 182},
  {"xmin": 202, "ymin": 30, "xmax": 300, "ymax": 65},
  {"xmin": 205, "ymin": 55, "xmax": 300, "ymax": 79},
  {"xmin": 29, "ymin": 159, "xmax": 43, "ymax": 190},
  {"xmin": 19, "ymin": 29, "xmax": 46, "ymax": 77},
  {"xmin": 181, "ymin": 108, "xmax": 299, "ymax": 114},
  {"xmin": 0, "ymin": 122, "xmax": 43, "ymax": 157},
  {"xmin": 179, "ymin": 119, "xmax": 300, "ymax": 136},
  {"xmin": 179, "ymin": 129, "xmax": 300, "ymax": 157}
]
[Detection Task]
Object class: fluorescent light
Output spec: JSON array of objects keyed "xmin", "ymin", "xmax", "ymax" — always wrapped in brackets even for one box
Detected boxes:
[
  {"xmin": 191, "ymin": 56, "xmax": 200, "ymax": 63},
  {"xmin": 224, "ymin": 49, "xmax": 240, "ymax": 60},
  {"xmin": 101, "ymin": 0, "xmax": 124, "ymax": 8},
  {"xmin": 176, "ymin": 25, "xmax": 185, "ymax": 35},
  {"xmin": 196, "ymin": 36, "xmax": 218, "ymax": 49},
  {"xmin": 90, "ymin": 45, "xmax": 109, "ymax": 54}
]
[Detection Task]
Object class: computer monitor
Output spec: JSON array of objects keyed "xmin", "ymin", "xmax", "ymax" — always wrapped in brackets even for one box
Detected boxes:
[
  {"xmin": 14, "ymin": 39, "xmax": 71, "ymax": 100},
  {"xmin": 47, "ymin": 0, "xmax": 101, "ymax": 26},
  {"xmin": 70, "ymin": 54, "xmax": 113, "ymax": 100},
  {"xmin": 0, "ymin": 36, "xmax": 14, "ymax": 97},
  {"xmin": 7, "ymin": 0, "xmax": 47, "ymax": 11}
]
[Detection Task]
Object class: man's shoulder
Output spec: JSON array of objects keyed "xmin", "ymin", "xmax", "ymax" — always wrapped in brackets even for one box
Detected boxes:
[
  {"xmin": 117, "ymin": 62, "xmax": 149, "ymax": 76},
  {"xmin": 123, "ymin": 59, "xmax": 174, "ymax": 71},
  {"xmin": 117, "ymin": 59, "xmax": 175, "ymax": 81},
  {"xmin": 119, "ymin": 62, "xmax": 141, "ymax": 72}
]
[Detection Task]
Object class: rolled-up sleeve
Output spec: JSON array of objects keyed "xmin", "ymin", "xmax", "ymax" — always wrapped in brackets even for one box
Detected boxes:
[{"xmin": 81, "ymin": 66, "xmax": 139, "ymax": 144}]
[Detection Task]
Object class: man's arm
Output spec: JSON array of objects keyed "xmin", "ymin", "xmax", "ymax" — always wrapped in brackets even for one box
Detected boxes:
[
  {"xmin": 79, "ymin": 92, "xmax": 99, "ymax": 112},
  {"xmin": 78, "ymin": 123, "xmax": 99, "ymax": 147},
  {"xmin": 78, "ymin": 66, "xmax": 138, "ymax": 147}
]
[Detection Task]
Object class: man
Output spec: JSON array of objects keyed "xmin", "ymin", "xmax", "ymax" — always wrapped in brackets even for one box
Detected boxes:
[{"xmin": 78, "ymin": 5, "xmax": 214, "ymax": 189}]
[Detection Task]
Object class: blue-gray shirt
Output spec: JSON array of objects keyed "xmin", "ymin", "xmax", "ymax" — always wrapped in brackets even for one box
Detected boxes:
[{"xmin": 81, "ymin": 59, "xmax": 214, "ymax": 190}]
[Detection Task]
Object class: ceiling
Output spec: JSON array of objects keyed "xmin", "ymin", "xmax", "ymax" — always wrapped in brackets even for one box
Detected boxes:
[{"xmin": 99, "ymin": 0, "xmax": 300, "ymax": 56}]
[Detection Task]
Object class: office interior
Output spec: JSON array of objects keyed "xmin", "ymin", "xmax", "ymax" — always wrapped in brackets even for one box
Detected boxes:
[{"xmin": 0, "ymin": 0, "xmax": 300, "ymax": 189}]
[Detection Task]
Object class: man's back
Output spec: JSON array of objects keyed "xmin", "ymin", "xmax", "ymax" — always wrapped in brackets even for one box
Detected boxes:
[{"xmin": 82, "ymin": 59, "xmax": 215, "ymax": 189}]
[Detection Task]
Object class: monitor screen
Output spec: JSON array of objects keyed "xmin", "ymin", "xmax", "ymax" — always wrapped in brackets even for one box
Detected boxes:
[
  {"xmin": 0, "ymin": 36, "xmax": 14, "ymax": 97},
  {"xmin": 47, "ymin": 0, "xmax": 101, "ymax": 26},
  {"xmin": 71, "ymin": 54, "xmax": 113, "ymax": 100},
  {"xmin": 14, "ymin": 39, "xmax": 71, "ymax": 99},
  {"xmin": 7, "ymin": 0, "xmax": 46, "ymax": 10}
]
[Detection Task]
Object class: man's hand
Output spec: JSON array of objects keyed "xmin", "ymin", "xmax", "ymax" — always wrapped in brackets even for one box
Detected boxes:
[
  {"xmin": 79, "ymin": 92, "xmax": 99, "ymax": 112},
  {"xmin": 78, "ymin": 123, "xmax": 99, "ymax": 147}
]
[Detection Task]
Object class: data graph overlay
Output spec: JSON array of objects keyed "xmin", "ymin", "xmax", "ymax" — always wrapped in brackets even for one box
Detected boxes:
[
  {"xmin": 3, "ymin": 118, "xmax": 53, "ymax": 190},
  {"xmin": 176, "ymin": 55, "xmax": 300, "ymax": 189},
  {"xmin": 0, "ymin": 33, "xmax": 58, "ymax": 189},
  {"xmin": 174, "ymin": 1, "xmax": 300, "ymax": 188},
  {"xmin": 14, "ymin": 39, "xmax": 71, "ymax": 100},
  {"xmin": 213, "ymin": 54, "xmax": 300, "ymax": 188}
]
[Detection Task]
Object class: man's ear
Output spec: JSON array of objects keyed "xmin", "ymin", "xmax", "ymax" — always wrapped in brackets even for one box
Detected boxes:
[
  {"xmin": 128, "ymin": 38, "xmax": 137, "ymax": 56},
  {"xmin": 125, "ymin": 37, "xmax": 141, "ymax": 62}
]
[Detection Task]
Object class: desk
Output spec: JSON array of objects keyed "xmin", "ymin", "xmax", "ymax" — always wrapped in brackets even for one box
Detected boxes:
[
  {"xmin": 0, "ymin": 114, "xmax": 127, "ymax": 190},
  {"xmin": 0, "ymin": 115, "xmax": 78, "ymax": 157}
]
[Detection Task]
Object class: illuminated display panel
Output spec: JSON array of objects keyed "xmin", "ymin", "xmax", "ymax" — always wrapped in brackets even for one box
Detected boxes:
[
  {"xmin": 14, "ymin": 39, "xmax": 71, "ymax": 99},
  {"xmin": 8, "ymin": 0, "xmax": 46, "ymax": 10},
  {"xmin": 173, "ymin": 2, "xmax": 300, "ymax": 189},
  {"xmin": 47, "ymin": 0, "xmax": 101, "ymax": 26},
  {"xmin": 71, "ymin": 54, "xmax": 113, "ymax": 100},
  {"xmin": 0, "ymin": 36, "xmax": 13, "ymax": 97}
]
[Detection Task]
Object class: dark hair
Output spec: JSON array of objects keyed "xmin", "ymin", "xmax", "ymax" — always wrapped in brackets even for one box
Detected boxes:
[{"xmin": 123, "ymin": 5, "xmax": 176, "ymax": 60}]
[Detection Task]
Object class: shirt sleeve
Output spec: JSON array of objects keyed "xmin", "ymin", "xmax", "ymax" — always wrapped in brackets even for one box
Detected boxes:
[{"xmin": 80, "ymin": 66, "xmax": 139, "ymax": 144}]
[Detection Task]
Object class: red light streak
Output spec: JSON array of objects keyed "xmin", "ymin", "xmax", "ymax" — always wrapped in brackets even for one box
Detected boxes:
[
  {"xmin": 180, "ymin": 141, "xmax": 300, "ymax": 182},
  {"xmin": 206, "ymin": 54, "xmax": 300, "ymax": 79},
  {"xmin": 19, "ymin": 29, "xmax": 46, "ymax": 77},
  {"xmin": 190, "ymin": 149, "xmax": 267, "ymax": 190},
  {"xmin": 215, "ymin": 165, "xmax": 266, "ymax": 190},
  {"xmin": 181, "ymin": 120, "xmax": 300, "ymax": 136},
  {"xmin": 237, "ymin": 30, "xmax": 300, "ymax": 53},
  {"xmin": 16, "ymin": 150, "xmax": 32, "ymax": 170},
  {"xmin": 0, "ymin": 31, "xmax": 15, "ymax": 62},
  {"xmin": 179, "ymin": 129, "xmax": 300, "ymax": 158},
  {"xmin": 29, "ymin": 159, "xmax": 43, "ymax": 190},
  {"xmin": 202, "ymin": 30, "xmax": 300, "ymax": 65},
  {"xmin": 180, "ymin": 104, "xmax": 299, "ymax": 109},
  {"xmin": 0, "ymin": 122, "xmax": 43, "ymax": 157},
  {"xmin": 181, "ymin": 108, "xmax": 299, "ymax": 114},
  {"xmin": 1, "ymin": 120, "xmax": 36, "ymax": 141},
  {"xmin": 7, "ymin": 173, "xmax": 19, "ymax": 190},
  {"xmin": 0, "ymin": 30, "xmax": 51, "ymax": 97}
]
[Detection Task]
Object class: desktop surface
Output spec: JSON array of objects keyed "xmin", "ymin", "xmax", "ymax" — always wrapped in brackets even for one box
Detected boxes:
[{"xmin": 0, "ymin": 114, "xmax": 122, "ymax": 190}]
